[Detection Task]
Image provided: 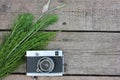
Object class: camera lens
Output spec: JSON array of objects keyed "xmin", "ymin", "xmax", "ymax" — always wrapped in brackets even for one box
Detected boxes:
[
  {"xmin": 41, "ymin": 60, "xmax": 50, "ymax": 70},
  {"xmin": 37, "ymin": 57, "xmax": 54, "ymax": 73}
]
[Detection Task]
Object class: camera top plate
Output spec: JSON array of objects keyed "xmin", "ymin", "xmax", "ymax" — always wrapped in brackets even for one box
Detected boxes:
[{"xmin": 26, "ymin": 50, "xmax": 63, "ymax": 57}]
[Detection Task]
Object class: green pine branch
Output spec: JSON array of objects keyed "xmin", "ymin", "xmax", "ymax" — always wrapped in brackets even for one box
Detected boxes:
[{"xmin": 0, "ymin": 13, "xmax": 58, "ymax": 78}]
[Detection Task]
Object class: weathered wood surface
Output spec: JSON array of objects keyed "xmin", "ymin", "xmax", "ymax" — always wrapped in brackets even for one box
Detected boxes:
[
  {"xmin": 0, "ymin": 32, "xmax": 120, "ymax": 75},
  {"xmin": 3, "ymin": 75, "xmax": 120, "ymax": 80},
  {"xmin": 0, "ymin": 0, "xmax": 120, "ymax": 30},
  {"xmin": 1, "ymin": 0, "xmax": 120, "ymax": 79}
]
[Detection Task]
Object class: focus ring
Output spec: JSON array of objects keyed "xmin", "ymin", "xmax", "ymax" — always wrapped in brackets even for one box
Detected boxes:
[{"xmin": 36, "ymin": 57, "xmax": 54, "ymax": 73}]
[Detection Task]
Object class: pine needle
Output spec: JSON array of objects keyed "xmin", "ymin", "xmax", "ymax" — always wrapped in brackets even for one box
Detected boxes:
[{"xmin": 0, "ymin": 13, "xmax": 58, "ymax": 78}]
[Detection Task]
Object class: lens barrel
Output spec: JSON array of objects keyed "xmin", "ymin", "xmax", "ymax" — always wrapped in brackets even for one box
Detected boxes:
[{"xmin": 36, "ymin": 57, "xmax": 54, "ymax": 73}]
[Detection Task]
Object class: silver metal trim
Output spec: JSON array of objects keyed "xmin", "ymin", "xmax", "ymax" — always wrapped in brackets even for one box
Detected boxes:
[
  {"xmin": 27, "ymin": 73, "xmax": 63, "ymax": 76},
  {"xmin": 26, "ymin": 50, "xmax": 63, "ymax": 57}
]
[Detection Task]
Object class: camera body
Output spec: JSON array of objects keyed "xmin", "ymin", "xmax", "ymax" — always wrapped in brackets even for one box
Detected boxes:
[{"xmin": 26, "ymin": 50, "xmax": 64, "ymax": 76}]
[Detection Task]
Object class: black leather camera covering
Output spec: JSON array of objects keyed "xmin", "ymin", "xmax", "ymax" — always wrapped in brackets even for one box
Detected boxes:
[{"xmin": 26, "ymin": 56, "xmax": 63, "ymax": 73}]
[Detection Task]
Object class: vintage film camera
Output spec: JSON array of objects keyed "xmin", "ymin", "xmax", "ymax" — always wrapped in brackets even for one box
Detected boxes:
[{"xmin": 26, "ymin": 50, "xmax": 64, "ymax": 76}]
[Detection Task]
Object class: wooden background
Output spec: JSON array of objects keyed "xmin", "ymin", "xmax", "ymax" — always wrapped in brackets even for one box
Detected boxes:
[{"xmin": 0, "ymin": 0, "xmax": 120, "ymax": 80}]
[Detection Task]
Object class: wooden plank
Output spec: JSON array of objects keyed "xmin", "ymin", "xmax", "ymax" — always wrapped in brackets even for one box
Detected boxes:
[
  {"xmin": 3, "ymin": 75, "xmax": 120, "ymax": 80},
  {"xmin": 1, "ymin": 0, "xmax": 120, "ymax": 30},
  {"xmin": 0, "ymin": 32, "xmax": 120, "ymax": 75},
  {"xmin": 48, "ymin": 32, "xmax": 120, "ymax": 75}
]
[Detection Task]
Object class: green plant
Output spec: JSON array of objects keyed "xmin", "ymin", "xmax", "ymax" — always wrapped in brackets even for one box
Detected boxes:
[{"xmin": 0, "ymin": 12, "xmax": 58, "ymax": 78}]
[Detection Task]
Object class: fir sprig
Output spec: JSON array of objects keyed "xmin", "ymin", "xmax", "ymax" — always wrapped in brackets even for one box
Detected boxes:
[{"xmin": 0, "ymin": 13, "xmax": 58, "ymax": 78}]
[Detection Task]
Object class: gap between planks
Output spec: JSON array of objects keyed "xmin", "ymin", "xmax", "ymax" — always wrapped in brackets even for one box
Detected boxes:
[
  {"xmin": 2, "ymin": 30, "xmax": 120, "ymax": 33},
  {"xmin": 11, "ymin": 73, "xmax": 120, "ymax": 77}
]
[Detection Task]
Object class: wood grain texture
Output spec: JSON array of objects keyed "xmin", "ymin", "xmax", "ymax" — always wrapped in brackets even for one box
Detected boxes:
[
  {"xmin": 3, "ymin": 75, "xmax": 120, "ymax": 80},
  {"xmin": 0, "ymin": 0, "xmax": 120, "ymax": 30},
  {"xmin": 0, "ymin": 32, "xmax": 120, "ymax": 75}
]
